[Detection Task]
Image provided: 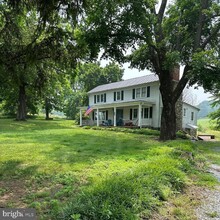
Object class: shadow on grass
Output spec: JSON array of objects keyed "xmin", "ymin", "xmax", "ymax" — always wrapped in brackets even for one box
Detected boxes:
[
  {"xmin": 0, "ymin": 118, "xmax": 74, "ymax": 133},
  {"xmin": 35, "ymin": 131, "xmax": 160, "ymax": 166},
  {"xmin": 0, "ymin": 160, "xmax": 39, "ymax": 180}
]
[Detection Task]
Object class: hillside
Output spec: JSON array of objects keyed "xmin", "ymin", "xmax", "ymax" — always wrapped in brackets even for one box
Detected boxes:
[{"xmin": 197, "ymin": 100, "xmax": 218, "ymax": 119}]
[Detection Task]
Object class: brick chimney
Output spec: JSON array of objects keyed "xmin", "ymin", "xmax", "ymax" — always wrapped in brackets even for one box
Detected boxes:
[{"xmin": 171, "ymin": 65, "xmax": 180, "ymax": 81}]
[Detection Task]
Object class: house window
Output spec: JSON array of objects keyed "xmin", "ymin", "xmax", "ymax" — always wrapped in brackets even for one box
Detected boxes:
[
  {"xmin": 133, "ymin": 86, "xmax": 150, "ymax": 99},
  {"xmin": 141, "ymin": 108, "xmax": 149, "ymax": 118},
  {"xmin": 183, "ymin": 108, "xmax": 186, "ymax": 117},
  {"xmin": 95, "ymin": 110, "xmax": 108, "ymax": 120},
  {"xmin": 94, "ymin": 93, "xmax": 106, "ymax": 103},
  {"xmin": 191, "ymin": 112, "xmax": 194, "ymax": 121},
  {"xmin": 114, "ymin": 91, "xmax": 124, "ymax": 101},
  {"xmin": 142, "ymin": 87, "xmax": 146, "ymax": 97},
  {"xmin": 117, "ymin": 91, "xmax": 121, "ymax": 100},
  {"xmin": 136, "ymin": 88, "xmax": 141, "ymax": 98},
  {"xmin": 133, "ymin": 109, "xmax": 138, "ymax": 119},
  {"xmin": 141, "ymin": 107, "xmax": 152, "ymax": 118},
  {"xmin": 97, "ymin": 95, "xmax": 100, "ymax": 103}
]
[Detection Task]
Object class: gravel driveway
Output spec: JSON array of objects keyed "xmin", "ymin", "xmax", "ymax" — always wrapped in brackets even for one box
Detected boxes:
[{"xmin": 195, "ymin": 164, "xmax": 220, "ymax": 220}]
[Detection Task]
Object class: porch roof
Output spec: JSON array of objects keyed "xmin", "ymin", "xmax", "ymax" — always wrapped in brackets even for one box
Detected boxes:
[{"xmin": 78, "ymin": 100, "xmax": 156, "ymax": 110}]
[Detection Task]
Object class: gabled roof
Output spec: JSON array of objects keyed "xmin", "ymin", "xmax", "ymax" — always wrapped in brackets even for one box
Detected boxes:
[{"xmin": 88, "ymin": 74, "xmax": 159, "ymax": 94}]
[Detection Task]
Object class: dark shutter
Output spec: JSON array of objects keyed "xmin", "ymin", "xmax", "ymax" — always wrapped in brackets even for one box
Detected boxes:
[
  {"xmin": 92, "ymin": 111, "xmax": 95, "ymax": 120},
  {"xmin": 150, "ymin": 107, "xmax": 153, "ymax": 118},
  {"xmin": 106, "ymin": 110, "xmax": 108, "ymax": 120},
  {"xmin": 130, "ymin": 109, "xmax": 133, "ymax": 120},
  {"xmin": 121, "ymin": 90, "xmax": 124, "ymax": 100},
  {"xmin": 104, "ymin": 93, "xmax": 106, "ymax": 102},
  {"xmin": 114, "ymin": 92, "xmax": 116, "ymax": 101},
  {"xmin": 132, "ymin": 89, "xmax": 135, "ymax": 99},
  {"xmin": 94, "ymin": 95, "xmax": 96, "ymax": 104},
  {"xmin": 147, "ymin": 86, "xmax": 150, "ymax": 97}
]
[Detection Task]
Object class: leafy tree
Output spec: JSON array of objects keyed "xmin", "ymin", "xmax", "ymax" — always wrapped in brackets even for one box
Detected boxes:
[
  {"xmin": 74, "ymin": 62, "xmax": 124, "ymax": 92},
  {"xmin": 80, "ymin": 0, "xmax": 220, "ymax": 140},
  {"xmin": 0, "ymin": 1, "xmax": 83, "ymax": 120},
  {"xmin": 39, "ymin": 64, "xmax": 73, "ymax": 120},
  {"xmin": 64, "ymin": 62, "xmax": 124, "ymax": 119},
  {"xmin": 208, "ymin": 94, "xmax": 220, "ymax": 128}
]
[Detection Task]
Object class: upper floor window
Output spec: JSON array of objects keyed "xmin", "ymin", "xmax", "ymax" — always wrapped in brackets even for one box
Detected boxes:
[
  {"xmin": 191, "ymin": 112, "xmax": 194, "ymax": 121},
  {"xmin": 94, "ymin": 93, "xmax": 106, "ymax": 104},
  {"xmin": 114, "ymin": 90, "xmax": 124, "ymax": 101},
  {"xmin": 136, "ymin": 88, "xmax": 141, "ymax": 98},
  {"xmin": 183, "ymin": 108, "xmax": 186, "ymax": 117},
  {"xmin": 133, "ymin": 86, "xmax": 151, "ymax": 99}
]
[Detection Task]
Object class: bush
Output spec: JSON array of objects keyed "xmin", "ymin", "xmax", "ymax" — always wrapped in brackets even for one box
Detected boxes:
[{"xmin": 83, "ymin": 126, "xmax": 160, "ymax": 136}]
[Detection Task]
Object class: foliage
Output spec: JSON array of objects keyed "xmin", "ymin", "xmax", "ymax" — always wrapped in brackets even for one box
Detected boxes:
[
  {"xmin": 64, "ymin": 62, "xmax": 124, "ymax": 119},
  {"xmin": 0, "ymin": 1, "xmax": 86, "ymax": 120},
  {"xmin": 208, "ymin": 94, "xmax": 220, "ymax": 129},
  {"xmin": 79, "ymin": 0, "xmax": 220, "ymax": 140},
  {"xmin": 64, "ymin": 92, "xmax": 88, "ymax": 119}
]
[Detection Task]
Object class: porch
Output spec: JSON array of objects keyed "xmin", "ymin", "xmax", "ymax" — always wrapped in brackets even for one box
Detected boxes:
[{"xmin": 79, "ymin": 101, "xmax": 155, "ymax": 128}]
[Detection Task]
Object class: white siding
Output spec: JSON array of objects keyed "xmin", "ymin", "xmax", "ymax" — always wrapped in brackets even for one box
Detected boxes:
[
  {"xmin": 89, "ymin": 82, "xmax": 160, "ymax": 105},
  {"xmin": 89, "ymin": 82, "xmax": 162, "ymax": 128},
  {"xmin": 182, "ymin": 103, "xmax": 199, "ymax": 128}
]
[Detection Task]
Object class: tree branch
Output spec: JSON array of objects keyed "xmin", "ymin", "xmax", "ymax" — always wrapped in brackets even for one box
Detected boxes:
[
  {"xmin": 194, "ymin": 0, "xmax": 209, "ymax": 50},
  {"xmin": 173, "ymin": 65, "xmax": 190, "ymax": 103},
  {"xmin": 201, "ymin": 22, "xmax": 220, "ymax": 49},
  {"xmin": 158, "ymin": 0, "xmax": 168, "ymax": 23}
]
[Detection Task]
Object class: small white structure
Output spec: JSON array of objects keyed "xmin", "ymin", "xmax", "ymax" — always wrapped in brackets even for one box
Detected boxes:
[{"xmin": 79, "ymin": 74, "xmax": 199, "ymax": 132}]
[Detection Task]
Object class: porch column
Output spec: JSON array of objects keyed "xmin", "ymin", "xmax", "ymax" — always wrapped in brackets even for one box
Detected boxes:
[
  {"xmin": 97, "ymin": 108, "xmax": 99, "ymax": 126},
  {"xmin": 138, "ymin": 104, "xmax": 142, "ymax": 128},
  {"xmin": 113, "ymin": 107, "xmax": 116, "ymax": 127},
  {"xmin": 80, "ymin": 109, "xmax": 82, "ymax": 126}
]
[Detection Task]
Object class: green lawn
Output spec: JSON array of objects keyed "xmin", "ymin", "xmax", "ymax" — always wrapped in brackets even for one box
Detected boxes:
[
  {"xmin": 0, "ymin": 118, "xmax": 219, "ymax": 220},
  {"xmin": 197, "ymin": 118, "xmax": 220, "ymax": 165}
]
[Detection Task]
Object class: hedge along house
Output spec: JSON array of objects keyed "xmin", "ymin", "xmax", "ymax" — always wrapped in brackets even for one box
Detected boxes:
[{"xmin": 78, "ymin": 72, "xmax": 199, "ymax": 135}]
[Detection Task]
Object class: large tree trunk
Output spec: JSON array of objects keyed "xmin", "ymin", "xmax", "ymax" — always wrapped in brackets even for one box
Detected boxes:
[
  {"xmin": 159, "ymin": 66, "xmax": 189, "ymax": 141},
  {"xmin": 16, "ymin": 84, "xmax": 27, "ymax": 120},
  {"xmin": 45, "ymin": 98, "xmax": 50, "ymax": 120},
  {"xmin": 159, "ymin": 71, "xmax": 177, "ymax": 141},
  {"xmin": 160, "ymin": 99, "xmax": 177, "ymax": 140}
]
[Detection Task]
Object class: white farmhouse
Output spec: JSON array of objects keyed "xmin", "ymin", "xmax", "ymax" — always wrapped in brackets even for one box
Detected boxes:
[{"xmin": 79, "ymin": 73, "xmax": 199, "ymax": 135}]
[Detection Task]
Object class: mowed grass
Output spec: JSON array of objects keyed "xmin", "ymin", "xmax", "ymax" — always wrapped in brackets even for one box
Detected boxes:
[
  {"xmin": 0, "ymin": 118, "xmax": 219, "ymax": 220},
  {"xmin": 197, "ymin": 118, "xmax": 220, "ymax": 165}
]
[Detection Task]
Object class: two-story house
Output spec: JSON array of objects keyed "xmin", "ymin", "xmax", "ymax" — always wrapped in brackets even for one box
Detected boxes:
[{"xmin": 78, "ymin": 74, "xmax": 199, "ymax": 134}]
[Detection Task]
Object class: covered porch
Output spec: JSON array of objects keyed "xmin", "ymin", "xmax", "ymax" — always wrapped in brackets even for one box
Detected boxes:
[{"xmin": 79, "ymin": 101, "xmax": 155, "ymax": 128}]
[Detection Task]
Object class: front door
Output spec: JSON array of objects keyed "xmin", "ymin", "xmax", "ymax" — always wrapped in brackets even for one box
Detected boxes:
[{"xmin": 116, "ymin": 109, "xmax": 123, "ymax": 126}]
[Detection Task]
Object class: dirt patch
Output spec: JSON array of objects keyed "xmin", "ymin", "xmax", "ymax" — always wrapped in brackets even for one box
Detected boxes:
[{"xmin": 0, "ymin": 180, "xmax": 28, "ymax": 208}]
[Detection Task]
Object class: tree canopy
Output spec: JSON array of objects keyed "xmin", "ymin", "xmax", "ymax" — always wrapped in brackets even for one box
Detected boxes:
[
  {"xmin": 64, "ymin": 62, "xmax": 124, "ymax": 119},
  {"xmin": 0, "ymin": 0, "xmax": 85, "ymax": 120},
  {"xmin": 79, "ymin": 0, "xmax": 220, "ymax": 140}
]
